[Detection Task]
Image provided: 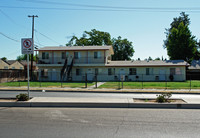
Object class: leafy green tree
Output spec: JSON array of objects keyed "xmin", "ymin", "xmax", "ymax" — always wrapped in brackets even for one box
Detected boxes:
[
  {"xmin": 17, "ymin": 55, "xmax": 36, "ymax": 61},
  {"xmin": 66, "ymin": 29, "xmax": 134, "ymax": 60},
  {"xmin": 1, "ymin": 57, "xmax": 7, "ymax": 61},
  {"xmin": 155, "ymin": 57, "xmax": 161, "ymax": 60},
  {"xmin": 111, "ymin": 36, "xmax": 134, "ymax": 60},
  {"xmin": 148, "ymin": 56, "xmax": 153, "ymax": 61},
  {"xmin": 164, "ymin": 12, "xmax": 199, "ymax": 62},
  {"xmin": 66, "ymin": 29, "xmax": 112, "ymax": 46},
  {"xmin": 166, "ymin": 22, "xmax": 197, "ymax": 62}
]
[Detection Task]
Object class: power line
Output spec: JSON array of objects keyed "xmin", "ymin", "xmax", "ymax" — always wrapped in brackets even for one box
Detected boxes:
[
  {"xmin": 18, "ymin": 0, "xmax": 200, "ymax": 11},
  {"xmin": 0, "ymin": 6, "xmax": 132, "ymax": 12},
  {"xmin": 0, "ymin": 9, "xmax": 63, "ymax": 46},
  {"xmin": 34, "ymin": 29, "xmax": 63, "ymax": 45},
  {"xmin": 2, "ymin": 5, "xmax": 200, "ymax": 12},
  {"xmin": 0, "ymin": 32, "xmax": 20, "ymax": 42}
]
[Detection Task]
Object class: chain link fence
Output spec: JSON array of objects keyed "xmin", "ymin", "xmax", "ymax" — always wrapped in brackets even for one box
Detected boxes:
[{"xmin": 0, "ymin": 70, "xmax": 200, "ymax": 89}]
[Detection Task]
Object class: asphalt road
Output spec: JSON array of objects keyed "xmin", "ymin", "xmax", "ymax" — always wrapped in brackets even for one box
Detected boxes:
[{"xmin": 0, "ymin": 108, "xmax": 200, "ymax": 138}]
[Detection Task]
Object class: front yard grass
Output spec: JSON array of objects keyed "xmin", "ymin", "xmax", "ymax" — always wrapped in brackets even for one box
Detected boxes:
[
  {"xmin": 98, "ymin": 81, "xmax": 200, "ymax": 89},
  {"xmin": 1, "ymin": 81, "xmax": 200, "ymax": 89},
  {"xmin": 0, "ymin": 81, "xmax": 94, "ymax": 88}
]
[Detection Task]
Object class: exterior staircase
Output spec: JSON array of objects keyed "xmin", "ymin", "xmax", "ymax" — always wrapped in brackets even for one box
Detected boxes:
[{"xmin": 60, "ymin": 58, "xmax": 74, "ymax": 81}]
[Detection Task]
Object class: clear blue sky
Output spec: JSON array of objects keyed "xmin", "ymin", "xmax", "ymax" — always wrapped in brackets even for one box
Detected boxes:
[{"xmin": 1, "ymin": 0, "xmax": 200, "ymax": 60}]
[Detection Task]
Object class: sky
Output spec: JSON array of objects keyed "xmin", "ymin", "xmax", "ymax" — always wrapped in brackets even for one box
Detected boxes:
[{"xmin": 1, "ymin": 0, "xmax": 200, "ymax": 60}]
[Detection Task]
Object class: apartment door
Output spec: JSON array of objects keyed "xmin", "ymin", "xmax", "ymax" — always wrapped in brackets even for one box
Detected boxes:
[
  {"xmin": 52, "ymin": 69, "xmax": 57, "ymax": 81},
  {"xmin": 159, "ymin": 69, "xmax": 166, "ymax": 81},
  {"xmin": 87, "ymin": 68, "xmax": 93, "ymax": 81}
]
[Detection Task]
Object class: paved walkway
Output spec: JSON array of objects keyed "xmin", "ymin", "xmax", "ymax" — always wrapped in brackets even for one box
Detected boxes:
[
  {"xmin": 28, "ymin": 94, "xmax": 200, "ymax": 104},
  {"xmin": 88, "ymin": 82, "xmax": 106, "ymax": 89}
]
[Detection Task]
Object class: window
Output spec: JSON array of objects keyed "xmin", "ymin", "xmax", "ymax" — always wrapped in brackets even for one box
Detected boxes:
[
  {"xmin": 95, "ymin": 68, "xmax": 98, "ymax": 75},
  {"xmin": 20, "ymin": 67, "xmax": 23, "ymax": 70},
  {"xmin": 129, "ymin": 68, "xmax": 136, "ymax": 75},
  {"xmin": 146, "ymin": 68, "xmax": 153, "ymax": 75},
  {"xmin": 94, "ymin": 51, "xmax": 101, "ymax": 59},
  {"xmin": 41, "ymin": 69, "xmax": 48, "ymax": 77},
  {"xmin": 108, "ymin": 68, "xmax": 115, "ymax": 75},
  {"xmin": 108, "ymin": 68, "xmax": 113, "ymax": 75},
  {"xmin": 170, "ymin": 68, "xmax": 175, "ymax": 75},
  {"xmin": 74, "ymin": 52, "xmax": 80, "ymax": 59},
  {"xmin": 76, "ymin": 69, "xmax": 81, "ymax": 76},
  {"xmin": 12, "ymin": 67, "xmax": 15, "ymax": 69},
  {"xmin": 146, "ymin": 68, "xmax": 150, "ymax": 75},
  {"xmin": 61, "ymin": 52, "xmax": 65, "ymax": 59},
  {"xmin": 62, "ymin": 52, "xmax": 69, "ymax": 59},
  {"xmin": 4, "ymin": 66, "xmax": 8, "ymax": 69},
  {"xmin": 42, "ymin": 52, "xmax": 49, "ymax": 59},
  {"xmin": 94, "ymin": 52, "xmax": 97, "ymax": 59},
  {"xmin": 176, "ymin": 68, "xmax": 181, "ymax": 74}
]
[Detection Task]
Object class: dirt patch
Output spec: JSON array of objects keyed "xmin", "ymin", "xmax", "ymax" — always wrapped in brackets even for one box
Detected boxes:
[{"xmin": 133, "ymin": 98, "xmax": 186, "ymax": 103}]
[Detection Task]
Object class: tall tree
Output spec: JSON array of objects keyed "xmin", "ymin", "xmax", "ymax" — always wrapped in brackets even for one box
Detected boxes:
[
  {"xmin": 66, "ymin": 29, "xmax": 134, "ymax": 60},
  {"xmin": 112, "ymin": 36, "xmax": 134, "ymax": 60},
  {"xmin": 66, "ymin": 29, "xmax": 112, "ymax": 46},
  {"xmin": 163, "ymin": 12, "xmax": 199, "ymax": 62}
]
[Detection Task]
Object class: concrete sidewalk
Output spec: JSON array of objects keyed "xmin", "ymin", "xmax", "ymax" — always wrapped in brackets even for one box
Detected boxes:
[
  {"xmin": 1, "ymin": 96, "xmax": 200, "ymax": 109},
  {"xmin": 1, "ymin": 86, "xmax": 200, "ymax": 109}
]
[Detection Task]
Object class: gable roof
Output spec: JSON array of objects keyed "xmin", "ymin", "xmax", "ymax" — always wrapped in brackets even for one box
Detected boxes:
[
  {"xmin": 35, "ymin": 45, "xmax": 114, "ymax": 54},
  {"xmin": 106, "ymin": 60, "xmax": 189, "ymax": 67},
  {"xmin": 188, "ymin": 60, "xmax": 200, "ymax": 69},
  {"xmin": 5, "ymin": 60, "xmax": 24, "ymax": 66},
  {"xmin": 0, "ymin": 59, "xmax": 9, "ymax": 65},
  {"xmin": 6, "ymin": 60, "xmax": 17, "ymax": 65}
]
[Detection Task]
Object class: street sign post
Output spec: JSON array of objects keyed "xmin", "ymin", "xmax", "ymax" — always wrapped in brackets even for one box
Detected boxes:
[
  {"xmin": 21, "ymin": 38, "xmax": 33, "ymax": 99},
  {"xmin": 21, "ymin": 38, "xmax": 33, "ymax": 54}
]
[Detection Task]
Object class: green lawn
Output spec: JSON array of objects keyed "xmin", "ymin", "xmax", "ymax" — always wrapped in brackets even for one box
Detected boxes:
[
  {"xmin": 1, "ymin": 81, "xmax": 200, "ymax": 89},
  {"xmin": 0, "ymin": 81, "xmax": 94, "ymax": 88},
  {"xmin": 99, "ymin": 81, "xmax": 200, "ymax": 89}
]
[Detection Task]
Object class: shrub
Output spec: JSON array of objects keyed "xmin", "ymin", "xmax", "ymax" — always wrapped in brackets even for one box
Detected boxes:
[
  {"xmin": 16, "ymin": 93, "xmax": 29, "ymax": 101},
  {"xmin": 156, "ymin": 92, "xmax": 172, "ymax": 103}
]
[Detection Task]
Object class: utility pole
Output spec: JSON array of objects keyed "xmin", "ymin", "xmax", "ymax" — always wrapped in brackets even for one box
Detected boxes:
[{"xmin": 28, "ymin": 15, "xmax": 38, "ymax": 81}]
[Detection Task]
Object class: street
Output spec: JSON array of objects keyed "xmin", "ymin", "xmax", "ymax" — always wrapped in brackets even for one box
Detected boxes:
[{"xmin": 0, "ymin": 108, "xmax": 200, "ymax": 138}]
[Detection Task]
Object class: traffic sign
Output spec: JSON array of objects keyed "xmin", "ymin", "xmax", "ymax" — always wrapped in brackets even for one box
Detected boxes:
[{"xmin": 21, "ymin": 38, "xmax": 33, "ymax": 54}]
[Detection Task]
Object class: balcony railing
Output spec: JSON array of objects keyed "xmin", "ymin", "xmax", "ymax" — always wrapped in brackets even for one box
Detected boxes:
[{"xmin": 37, "ymin": 57, "xmax": 106, "ymax": 65}]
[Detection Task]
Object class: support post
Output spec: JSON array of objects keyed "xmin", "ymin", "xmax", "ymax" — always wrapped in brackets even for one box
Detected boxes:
[
  {"xmin": 142, "ymin": 74, "xmax": 143, "ymax": 89},
  {"xmin": 27, "ymin": 54, "xmax": 30, "ymax": 99},
  {"xmin": 165, "ymin": 74, "xmax": 167, "ymax": 89},
  {"xmin": 190, "ymin": 75, "xmax": 191, "ymax": 90},
  {"xmin": 95, "ymin": 75, "xmax": 97, "ymax": 88},
  {"xmin": 85, "ymin": 73, "xmax": 87, "ymax": 88},
  {"xmin": 28, "ymin": 15, "xmax": 38, "ymax": 81}
]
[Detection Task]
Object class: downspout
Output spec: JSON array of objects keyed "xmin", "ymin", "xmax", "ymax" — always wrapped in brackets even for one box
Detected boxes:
[{"xmin": 104, "ymin": 50, "xmax": 106, "ymax": 64}]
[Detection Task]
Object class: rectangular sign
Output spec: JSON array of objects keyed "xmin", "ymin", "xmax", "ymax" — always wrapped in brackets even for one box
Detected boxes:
[{"xmin": 21, "ymin": 38, "xmax": 33, "ymax": 54}]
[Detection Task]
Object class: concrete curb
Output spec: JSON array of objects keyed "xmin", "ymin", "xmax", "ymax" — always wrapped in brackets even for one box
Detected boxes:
[
  {"xmin": 1, "ymin": 102, "xmax": 200, "ymax": 109},
  {"xmin": 1, "ymin": 88, "xmax": 200, "ymax": 95}
]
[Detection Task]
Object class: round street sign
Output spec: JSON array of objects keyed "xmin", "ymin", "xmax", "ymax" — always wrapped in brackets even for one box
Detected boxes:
[
  {"xmin": 23, "ymin": 39, "xmax": 32, "ymax": 48},
  {"xmin": 21, "ymin": 38, "xmax": 33, "ymax": 54}
]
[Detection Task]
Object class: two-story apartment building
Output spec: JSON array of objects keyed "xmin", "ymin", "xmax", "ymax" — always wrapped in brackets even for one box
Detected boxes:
[
  {"xmin": 36, "ymin": 45, "xmax": 188, "ymax": 82},
  {"xmin": 36, "ymin": 46, "xmax": 114, "ymax": 81}
]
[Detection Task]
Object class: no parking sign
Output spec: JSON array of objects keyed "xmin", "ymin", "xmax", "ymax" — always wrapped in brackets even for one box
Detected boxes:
[{"xmin": 21, "ymin": 38, "xmax": 33, "ymax": 54}]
